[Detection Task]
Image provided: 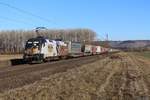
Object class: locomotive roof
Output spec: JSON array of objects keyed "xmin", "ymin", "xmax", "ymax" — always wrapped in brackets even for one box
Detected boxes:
[{"xmin": 27, "ymin": 36, "xmax": 47, "ymax": 43}]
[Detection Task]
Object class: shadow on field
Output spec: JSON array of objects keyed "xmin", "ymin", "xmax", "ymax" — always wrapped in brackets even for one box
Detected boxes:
[{"xmin": 10, "ymin": 59, "xmax": 26, "ymax": 66}]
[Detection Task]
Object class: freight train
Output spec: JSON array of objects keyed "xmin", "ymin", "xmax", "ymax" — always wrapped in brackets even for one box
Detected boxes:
[{"xmin": 23, "ymin": 36, "xmax": 110, "ymax": 63}]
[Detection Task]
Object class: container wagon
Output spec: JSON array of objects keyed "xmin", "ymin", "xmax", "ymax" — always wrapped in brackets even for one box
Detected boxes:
[
  {"xmin": 67, "ymin": 41, "xmax": 83, "ymax": 57},
  {"xmin": 92, "ymin": 46, "xmax": 97, "ymax": 55},
  {"xmin": 95, "ymin": 46, "xmax": 101, "ymax": 54},
  {"xmin": 83, "ymin": 45, "xmax": 93, "ymax": 55}
]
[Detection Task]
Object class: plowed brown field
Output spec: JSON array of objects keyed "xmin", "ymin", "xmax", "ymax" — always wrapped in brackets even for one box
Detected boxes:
[{"xmin": 0, "ymin": 52, "xmax": 150, "ymax": 100}]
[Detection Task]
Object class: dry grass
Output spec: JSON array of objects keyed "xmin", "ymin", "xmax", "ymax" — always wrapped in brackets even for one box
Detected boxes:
[
  {"xmin": 0, "ymin": 54, "xmax": 22, "ymax": 61},
  {"xmin": 0, "ymin": 52, "xmax": 150, "ymax": 100}
]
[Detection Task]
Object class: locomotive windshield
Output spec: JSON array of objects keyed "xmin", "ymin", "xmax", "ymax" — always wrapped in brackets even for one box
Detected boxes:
[
  {"xmin": 25, "ymin": 41, "xmax": 40, "ymax": 49},
  {"xmin": 25, "ymin": 37, "xmax": 47, "ymax": 49}
]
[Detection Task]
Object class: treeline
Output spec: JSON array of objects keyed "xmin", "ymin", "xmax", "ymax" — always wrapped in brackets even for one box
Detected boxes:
[{"xmin": 0, "ymin": 29, "xmax": 96, "ymax": 54}]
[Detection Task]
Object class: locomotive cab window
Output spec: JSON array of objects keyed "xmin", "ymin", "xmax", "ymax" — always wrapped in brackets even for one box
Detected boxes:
[{"xmin": 25, "ymin": 41, "xmax": 41, "ymax": 49}]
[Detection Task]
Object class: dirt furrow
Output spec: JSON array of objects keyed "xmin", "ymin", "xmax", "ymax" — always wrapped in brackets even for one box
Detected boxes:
[
  {"xmin": 93, "ymin": 53, "xmax": 150, "ymax": 100},
  {"xmin": 118, "ymin": 55, "xmax": 149, "ymax": 100},
  {"xmin": 129, "ymin": 55, "xmax": 150, "ymax": 99}
]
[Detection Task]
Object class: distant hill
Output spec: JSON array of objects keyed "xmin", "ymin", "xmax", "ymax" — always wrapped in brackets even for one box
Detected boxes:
[
  {"xmin": 109, "ymin": 40, "xmax": 150, "ymax": 51},
  {"xmin": 93, "ymin": 40, "xmax": 150, "ymax": 51}
]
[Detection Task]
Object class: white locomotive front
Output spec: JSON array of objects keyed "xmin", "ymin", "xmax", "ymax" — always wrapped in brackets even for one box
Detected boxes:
[{"xmin": 23, "ymin": 36, "xmax": 67, "ymax": 63}]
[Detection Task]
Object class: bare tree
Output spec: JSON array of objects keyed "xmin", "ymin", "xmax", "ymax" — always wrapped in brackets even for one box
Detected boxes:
[{"xmin": 0, "ymin": 29, "xmax": 97, "ymax": 54}]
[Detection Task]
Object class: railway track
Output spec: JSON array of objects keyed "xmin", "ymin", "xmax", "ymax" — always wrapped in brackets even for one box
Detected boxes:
[{"xmin": 0, "ymin": 54, "xmax": 110, "ymax": 93}]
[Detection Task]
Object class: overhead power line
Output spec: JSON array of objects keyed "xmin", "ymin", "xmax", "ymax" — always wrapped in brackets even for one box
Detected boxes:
[
  {"xmin": 0, "ymin": 16, "xmax": 36, "ymax": 26},
  {"xmin": 0, "ymin": 2, "xmax": 56, "ymax": 24},
  {"xmin": 97, "ymin": 34, "xmax": 105, "ymax": 41}
]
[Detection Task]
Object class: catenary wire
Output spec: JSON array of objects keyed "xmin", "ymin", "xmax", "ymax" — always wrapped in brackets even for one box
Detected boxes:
[{"xmin": 0, "ymin": 2, "xmax": 56, "ymax": 24}]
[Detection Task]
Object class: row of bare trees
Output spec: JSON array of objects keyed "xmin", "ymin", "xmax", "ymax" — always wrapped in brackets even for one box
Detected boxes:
[{"xmin": 0, "ymin": 29, "xmax": 96, "ymax": 54}]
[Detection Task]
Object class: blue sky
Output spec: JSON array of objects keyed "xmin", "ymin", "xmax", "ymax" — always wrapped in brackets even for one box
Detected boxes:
[{"xmin": 0, "ymin": 0, "xmax": 150, "ymax": 40}]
